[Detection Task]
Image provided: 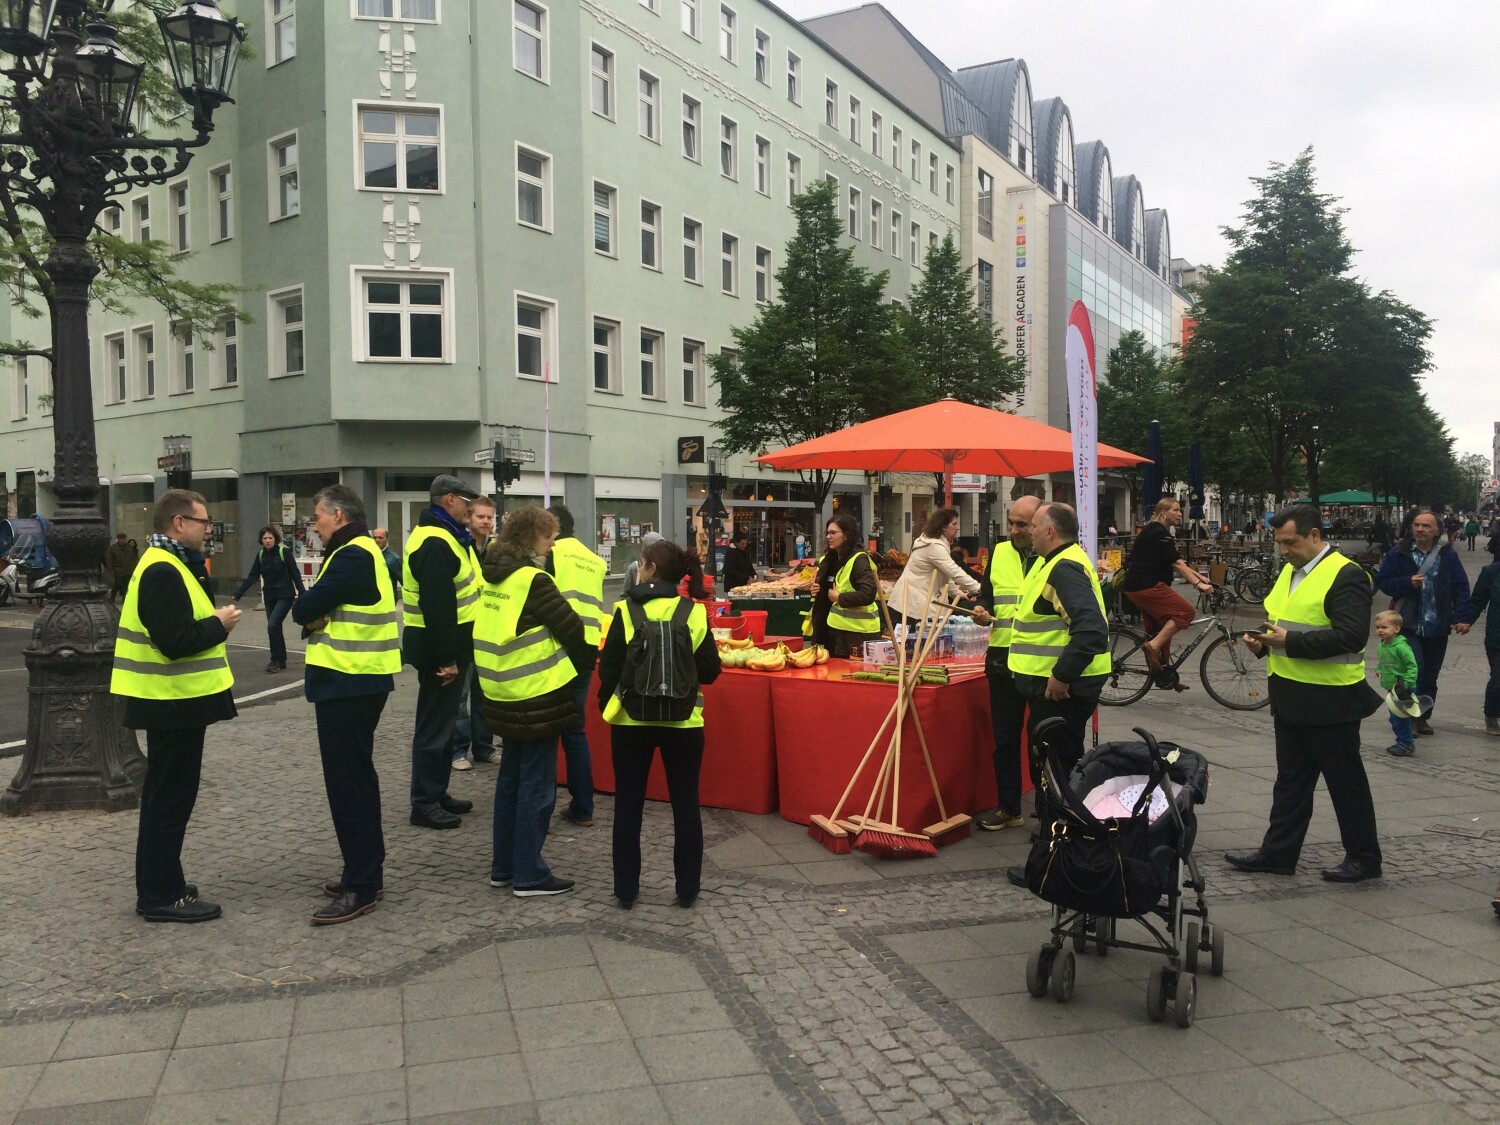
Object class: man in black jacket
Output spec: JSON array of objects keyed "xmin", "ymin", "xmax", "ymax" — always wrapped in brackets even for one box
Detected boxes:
[
  {"xmin": 721, "ymin": 531, "xmax": 755, "ymax": 592},
  {"xmin": 112, "ymin": 490, "xmax": 241, "ymax": 923},
  {"xmin": 1228, "ymin": 505, "xmax": 1384, "ymax": 883}
]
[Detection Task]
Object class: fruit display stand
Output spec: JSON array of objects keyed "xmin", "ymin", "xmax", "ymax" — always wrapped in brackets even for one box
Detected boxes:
[{"xmin": 722, "ymin": 596, "xmax": 811, "ymax": 637}]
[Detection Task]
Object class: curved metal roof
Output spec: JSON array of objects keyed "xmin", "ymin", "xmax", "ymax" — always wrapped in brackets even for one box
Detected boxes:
[
  {"xmin": 1144, "ymin": 208, "xmax": 1171, "ymax": 277},
  {"xmin": 954, "ymin": 57, "xmax": 1032, "ymax": 163},
  {"xmin": 1074, "ymin": 140, "xmax": 1111, "ymax": 226},
  {"xmin": 1112, "ymin": 174, "xmax": 1144, "ymax": 254},
  {"xmin": 1031, "ymin": 96, "xmax": 1073, "ymax": 195}
]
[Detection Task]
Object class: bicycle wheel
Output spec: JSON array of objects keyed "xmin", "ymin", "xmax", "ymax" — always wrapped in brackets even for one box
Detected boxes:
[
  {"xmin": 1200, "ymin": 633, "xmax": 1270, "ymax": 710},
  {"xmin": 1098, "ymin": 624, "xmax": 1153, "ymax": 706},
  {"xmin": 1234, "ymin": 567, "xmax": 1272, "ymax": 604}
]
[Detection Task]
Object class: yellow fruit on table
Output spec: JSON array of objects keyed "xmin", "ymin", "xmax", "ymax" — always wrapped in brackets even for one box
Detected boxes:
[
  {"xmin": 787, "ymin": 647, "xmax": 818, "ymax": 668},
  {"xmin": 814, "ymin": 644, "xmax": 829, "ymax": 665},
  {"xmin": 747, "ymin": 652, "xmax": 786, "ymax": 671}
]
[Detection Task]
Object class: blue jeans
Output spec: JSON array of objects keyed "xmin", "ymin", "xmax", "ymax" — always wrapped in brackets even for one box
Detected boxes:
[
  {"xmin": 1403, "ymin": 630, "xmax": 1449, "ymax": 719},
  {"xmin": 265, "ymin": 597, "xmax": 294, "ymax": 666},
  {"xmin": 450, "ymin": 665, "xmax": 495, "ymax": 762},
  {"xmin": 1387, "ymin": 710, "xmax": 1414, "ymax": 745},
  {"xmin": 560, "ymin": 676, "xmax": 594, "ymax": 818},
  {"xmin": 491, "ymin": 737, "xmax": 557, "ymax": 888}
]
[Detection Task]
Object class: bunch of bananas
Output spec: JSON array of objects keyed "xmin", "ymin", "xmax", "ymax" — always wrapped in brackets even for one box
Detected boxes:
[{"xmin": 714, "ymin": 640, "xmax": 830, "ymax": 670}]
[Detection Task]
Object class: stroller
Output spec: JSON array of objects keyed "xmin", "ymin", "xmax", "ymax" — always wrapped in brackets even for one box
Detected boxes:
[{"xmin": 1021, "ymin": 719, "xmax": 1221, "ymax": 1027}]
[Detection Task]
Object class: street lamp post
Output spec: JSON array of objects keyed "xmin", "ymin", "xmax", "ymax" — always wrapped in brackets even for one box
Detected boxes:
[
  {"xmin": 703, "ymin": 444, "xmax": 726, "ymax": 581},
  {"xmin": 1, "ymin": 1, "xmax": 245, "ymax": 815}
]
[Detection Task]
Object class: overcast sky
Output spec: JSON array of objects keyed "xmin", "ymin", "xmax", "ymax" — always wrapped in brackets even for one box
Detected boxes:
[{"xmin": 777, "ymin": 0, "xmax": 1500, "ymax": 468}]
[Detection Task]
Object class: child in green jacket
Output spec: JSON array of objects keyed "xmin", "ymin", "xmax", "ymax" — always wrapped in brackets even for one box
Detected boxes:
[{"xmin": 1375, "ymin": 610, "xmax": 1419, "ymax": 756}]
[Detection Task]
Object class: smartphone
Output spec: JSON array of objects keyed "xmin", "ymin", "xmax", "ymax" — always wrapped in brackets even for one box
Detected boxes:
[{"xmin": 1261, "ymin": 623, "xmax": 1276, "ymax": 634}]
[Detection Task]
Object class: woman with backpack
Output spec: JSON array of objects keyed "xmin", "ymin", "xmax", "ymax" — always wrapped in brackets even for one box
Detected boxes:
[
  {"xmin": 598, "ymin": 538, "xmax": 722, "ymax": 909},
  {"xmin": 233, "ymin": 525, "xmax": 305, "ymax": 673},
  {"xmin": 475, "ymin": 507, "xmax": 590, "ymax": 898},
  {"xmin": 808, "ymin": 513, "xmax": 879, "ymax": 657}
]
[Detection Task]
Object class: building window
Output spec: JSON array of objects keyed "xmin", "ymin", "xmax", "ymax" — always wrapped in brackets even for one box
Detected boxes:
[
  {"xmin": 590, "ymin": 44, "xmax": 613, "ymax": 118},
  {"xmin": 105, "ymin": 334, "xmax": 126, "ymax": 404},
  {"xmin": 640, "ymin": 329, "xmax": 662, "ymax": 398},
  {"xmin": 210, "ymin": 165, "xmax": 232, "ymax": 242},
  {"xmin": 359, "ymin": 106, "xmax": 441, "ymax": 192},
  {"xmin": 929, "ymin": 230, "xmax": 939, "ymax": 256},
  {"xmin": 681, "ymin": 339, "xmax": 705, "ymax": 405},
  {"xmin": 680, "ymin": 0, "xmax": 698, "ymax": 38},
  {"xmin": 848, "ymin": 95, "xmax": 859, "ymax": 144},
  {"xmin": 514, "ymin": 0, "xmax": 546, "ymax": 80},
  {"xmin": 356, "ymin": 0, "xmax": 439, "ymax": 20},
  {"xmin": 168, "ymin": 182, "xmax": 190, "ymax": 252},
  {"xmin": 132, "ymin": 196, "xmax": 150, "ymax": 242},
  {"xmin": 824, "ymin": 79, "xmax": 837, "ymax": 128},
  {"xmin": 682, "ymin": 217, "xmax": 702, "ymax": 282},
  {"xmin": 870, "ymin": 111, "xmax": 881, "ymax": 155},
  {"xmin": 134, "ymin": 326, "xmax": 156, "ymax": 399},
  {"xmin": 720, "ymin": 233, "xmax": 738, "ymax": 294},
  {"xmin": 847, "ymin": 186, "xmax": 860, "ymax": 239},
  {"xmin": 215, "ymin": 315, "xmax": 239, "ymax": 387},
  {"xmin": 753, "ymin": 29, "xmax": 769, "ymax": 84},
  {"xmin": 269, "ymin": 0, "xmax": 295, "ymax": 64},
  {"xmin": 364, "ymin": 275, "xmax": 448, "ymax": 361},
  {"xmin": 869, "ymin": 198, "xmax": 881, "ymax": 246},
  {"xmin": 638, "ymin": 71, "xmax": 659, "ymax": 141},
  {"xmin": 640, "ymin": 0, "xmax": 657, "ymax": 11},
  {"xmin": 640, "ymin": 200, "xmax": 661, "ymax": 269},
  {"xmin": 718, "ymin": 4, "xmax": 735, "ymax": 61},
  {"xmin": 101, "ymin": 204, "xmax": 122, "ymax": 235},
  {"xmin": 11, "ymin": 357, "xmax": 26, "ymax": 420},
  {"xmin": 681, "ymin": 94, "xmax": 700, "ymax": 161},
  {"xmin": 890, "ymin": 125, "xmax": 901, "ymax": 168},
  {"xmin": 592, "ymin": 318, "xmax": 620, "ymax": 393},
  {"xmin": 910, "ymin": 138, "xmax": 920, "ymax": 180},
  {"xmin": 909, "ymin": 221, "xmax": 919, "ymax": 265},
  {"xmin": 977, "ymin": 260, "xmax": 993, "ymax": 323},
  {"xmin": 929, "ymin": 152, "xmax": 938, "ymax": 193},
  {"xmin": 787, "ymin": 152, "xmax": 801, "ymax": 200},
  {"xmin": 754, "ymin": 245, "xmax": 770, "ymax": 303},
  {"xmin": 977, "ymin": 168, "xmax": 994, "ymax": 238},
  {"xmin": 719, "ymin": 116, "xmax": 736, "ymax": 180},
  {"xmin": 754, "ymin": 135, "xmax": 770, "ymax": 195},
  {"xmin": 786, "ymin": 51, "xmax": 800, "ymax": 103},
  {"xmin": 890, "ymin": 209, "xmax": 900, "ymax": 256},
  {"xmin": 945, "ymin": 163, "xmax": 955, "ymax": 204},
  {"xmin": 592, "ymin": 181, "xmax": 616, "ymax": 255},
  {"xmin": 270, "ymin": 288, "xmax": 304, "ymax": 377},
  {"xmin": 515, "ymin": 296, "xmax": 556, "ymax": 381},
  {"xmin": 516, "ymin": 145, "xmax": 550, "ymax": 229},
  {"xmin": 169, "ymin": 323, "xmax": 195, "ymax": 394},
  {"xmin": 270, "ymin": 133, "xmax": 299, "ymax": 220}
]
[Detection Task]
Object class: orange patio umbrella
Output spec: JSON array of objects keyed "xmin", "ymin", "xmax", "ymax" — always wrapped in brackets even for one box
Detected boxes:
[{"xmin": 753, "ymin": 398, "xmax": 1150, "ymax": 507}]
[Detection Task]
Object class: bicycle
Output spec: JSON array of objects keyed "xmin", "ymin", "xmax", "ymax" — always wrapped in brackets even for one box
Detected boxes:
[{"xmin": 1100, "ymin": 589, "xmax": 1270, "ymax": 711}]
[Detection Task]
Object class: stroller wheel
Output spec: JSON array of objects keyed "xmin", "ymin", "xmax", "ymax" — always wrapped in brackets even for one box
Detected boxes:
[
  {"xmin": 1093, "ymin": 915, "xmax": 1110, "ymax": 956},
  {"xmin": 1174, "ymin": 971, "xmax": 1197, "ymax": 1028},
  {"xmin": 1071, "ymin": 918, "xmax": 1089, "ymax": 954},
  {"xmin": 1209, "ymin": 925, "xmax": 1226, "ymax": 977},
  {"xmin": 1049, "ymin": 949, "xmax": 1076, "ymax": 1003},
  {"xmin": 1025, "ymin": 946, "xmax": 1054, "ymax": 998},
  {"xmin": 1146, "ymin": 965, "xmax": 1168, "ymax": 1022},
  {"xmin": 1183, "ymin": 922, "xmax": 1200, "ymax": 975}
]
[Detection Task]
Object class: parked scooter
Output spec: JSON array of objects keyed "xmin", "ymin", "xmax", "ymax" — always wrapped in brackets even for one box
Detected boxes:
[{"xmin": 0, "ymin": 555, "xmax": 17, "ymax": 607}]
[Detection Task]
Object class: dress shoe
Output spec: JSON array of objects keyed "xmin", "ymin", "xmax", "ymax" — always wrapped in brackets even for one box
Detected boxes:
[
  {"xmin": 323, "ymin": 880, "xmax": 385, "ymax": 900},
  {"xmin": 311, "ymin": 890, "xmax": 379, "ymax": 926},
  {"xmin": 1225, "ymin": 850, "xmax": 1296, "ymax": 875},
  {"xmin": 558, "ymin": 809, "xmax": 594, "ymax": 827},
  {"xmin": 676, "ymin": 892, "xmax": 698, "ymax": 908},
  {"xmin": 439, "ymin": 795, "xmax": 473, "ymax": 815},
  {"xmin": 1006, "ymin": 865, "xmax": 1028, "ymax": 889},
  {"xmin": 410, "ymin": 806, "xmax": 462, "ymax": 829},
  {"xmin": 265, "ymin": 660, "xmax": 280, "ymax": 674},
  {"xmin": 139, "ymin": 895, "xmax": 223, "ymax": 924},
  {"xmin": 1320, "ymin": 859, "xmax": 1382, "ymax": 883},
  {"xmin": 1414, "ymin": 718, "xmax": 1435, "ymax": 736},
  {"xmin": 135, "ymin": 884, "xmax": 198, "ymax": 916}
]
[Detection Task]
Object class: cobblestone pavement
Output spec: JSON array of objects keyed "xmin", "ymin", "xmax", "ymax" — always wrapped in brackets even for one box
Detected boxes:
[{"xmin": 0, "ymin": 545, "xmax": 1497, "ymax": 1122}]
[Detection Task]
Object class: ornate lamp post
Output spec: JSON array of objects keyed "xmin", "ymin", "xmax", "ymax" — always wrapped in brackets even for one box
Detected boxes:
[{"xmin": 1, "ymin": 1, "xmax": 245, "ymax": 814}]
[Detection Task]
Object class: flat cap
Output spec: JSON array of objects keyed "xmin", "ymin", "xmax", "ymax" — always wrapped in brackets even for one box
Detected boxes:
[{"xmin": 429, "ymin": 474, "xmax": 479, "ymax": 501}]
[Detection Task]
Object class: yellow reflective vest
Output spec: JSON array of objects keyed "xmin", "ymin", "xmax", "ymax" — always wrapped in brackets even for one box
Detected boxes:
[
  {"xmin": 602, "ymin": 596, "xmax": 709, "ymax": 728},
  {"xmin": 827, "ymin": 552, "xmax": 880, "ymax": 635},
  {"xmin": 551, "ymin": 537, "xmax": 608, "ymax": 647},
  {"xmin": 305, "ymin": 537, "xmax": 402, "ymax": 675},
  {"xmin": 111, "ymin": 547, "xmax": 233, "ymax": 700},
  {"xmin": 986, "ymin": 540, "xmax": 1030, "ymax": 649},
  {"xmin": 1263, "ymin": 551, "xmax": 1367, "ymax": 686},
  {"xmin": 402, "ymin": 524, "xmax": 480, "ymax": 629},
  {"xmin": 1007, "ymin": 543, "xmax": 1112, "ymax": 680},
  {"xmin": 472, "ymin": 566, "xmax": 576, "ymax": 702}
]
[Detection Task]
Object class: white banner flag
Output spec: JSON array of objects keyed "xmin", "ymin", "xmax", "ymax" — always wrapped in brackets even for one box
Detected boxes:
[{"xmin": 1064, "ymin": 301, "xmax": 1099, "ymax": 563}]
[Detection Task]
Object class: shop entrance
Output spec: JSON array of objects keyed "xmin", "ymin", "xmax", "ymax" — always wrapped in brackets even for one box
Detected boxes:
[{"xmin": 382, "ymin": 493, "xmax": 430, "ymax": 549}]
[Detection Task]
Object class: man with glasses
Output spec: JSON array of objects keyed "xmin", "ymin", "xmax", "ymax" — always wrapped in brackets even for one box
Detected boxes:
[{"xmin": 113, "ymin": 490, "xmax": 242, "ymax": 923}]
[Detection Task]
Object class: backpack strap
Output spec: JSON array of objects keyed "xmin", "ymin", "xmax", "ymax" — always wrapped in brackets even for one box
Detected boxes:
[
  {"xmin": 626, "ymin": 598, "xmax": 648, "ymax": 632},
  {"xmin": 669, "ymin": 597, "xmax": 692, "ymax": 628}
]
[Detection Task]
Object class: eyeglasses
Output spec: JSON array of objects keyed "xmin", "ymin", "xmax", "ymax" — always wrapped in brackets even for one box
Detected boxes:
[{"xmin": 177, "ymin": 515, "xmax": 213, "ymax": 527}]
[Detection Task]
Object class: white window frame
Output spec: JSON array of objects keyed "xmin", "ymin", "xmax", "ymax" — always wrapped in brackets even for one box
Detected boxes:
[
  {"xmin": 213, "ymin": 314, "xmax": 239, "ymax": 389},
  {"xmin": 267, "ymin": 0, "xmax": 295, "ymax": 66},
  {"xmin": 890, "ymin": 208, "xmax": 900, "ymax": 256},
  {"xmin": 515, "ymin": 143, "xmax": 552, "ymax": 231},
  {"xmin": 354, "ymin": 102, "xmax": 444, "ymax": 194},
  {"xmin": 169, "ymin": 321, "xmax": 196, "ymax": 395},
  {"xmin": 787, "ymin": 152, "xmax": 801, "ymax": 201},
  {"xmin": 104, "ymin": 333, "xmax": 126, "ymax": 404},
  {"xmin": 977, "ymin": 168, "xmax": 994, "ymax": 238},
  {"xmin": 132, "ymin": 324, "xmax": 156, "ymax": 400},
  {"xmin": 824, "ymin": 79, "xmax": 837, "ymax": 128},
  {"xmin": 101, "ymin": 204, "xmax": 122, "ymax": 235},
  {"xmin": 353, "ymin": 268, "xmax": 455, "ymax": 364},
  {"xmin": 268, "ymin": 132, "xmax": 300, "ymax": 221},
  {"xmin": 592, "ymin": 316, "xmax": 622, "ymax": 395},
  {"xmin": 754, "ymin": 135, "xmax": 770, "ymax": 196},
  {"xmin": 929, "ymin": 152, "xmax": 938, "ymax": 194},
  {"xmin": 132, "ymin": 195, "xmax": 150, "ymax": 242},
  {"xmin": 169, "ymin": 180, "xmax": 190, "ymax": 253},
  {"xmin": 754, "ymin": 245, "xmax": 771, "ymax": 303},
  {"xmin": 352, "ymin": 0, "xmax": 440, "ymax": 22},
  {"xmin": 639, "ymin": 327, "xmax": 664, "ymax": 400},
  {"xmin": 680, "ymin": 0, "xmax": 699, "ymax": 39},
  {"xmin": 681, "ymin": 338, "xmax": 706, "ymax": 407},
  {"xmin": 682, "ymin": 216, "xmax": 703, "ymax": 284},
  {"xmin": 869, "ymin": 197, "xmax": 881, "ymax": 246},
  {"xmin": 910, "ymin": 138, "xmax": 920, "ymax": 180},
  {"xmin": 513, "ymin": 0, "xmax": 548, "ymax": 82},
  {"xmin": 681, "ymin": 94, "xmax": 701, "ymax": 162},
  {"xmin": 638, "ymin": 70, "xmax": 660, "ymax": 142},
  {"xmin": 848, "ymin": 186, "xmax": 860, "ymax": 240},
  {"xmin": 946, "ymin": 163, "xmax": 955, "ymax": 204},
  {"xmin": 718, "ymin": 3, "xmax": 736, "ymax": 62},
  {"xmin": 753, "ymin": 28, "xmax": 769, "ymax": 85},
  {"xmin": 267, "ymin": 286, "xmax": 305, "ymax": 379},
  {"xmin": 848, "ymin": 95, "xmax": 860, "ymax": 144},
  {"xmin": 210, "ymin": 164, "xmax": 233, "ymax": 242},
  {"xmin": 719, "ymin": 115, "xmax": 737, "ymax": 181},
  {"xmin": 590, "ymin": 43, "xmax": 614, "ymax": 120},
  {"xmin": 909, "ymin": 220, "xmax": 920, "ymax": 265},
  {"xmin": 890, "ymin": 125, "xmax": 901, "ymax": 168},
  {"xmin": 10, "ymin": 356, "xmax": 27, "ymax": 421},
  {"xmin": 639, "ymin": 199, "xmax": 662, "ymax": 270},
  {"xmin": 786, "ymin": 51, "xmax": 800, "ymax": 104},
  {"xmin": 870, "ymin": 111, "xmax": 881, "ymax": 155},
  {"xmin": 514, "ymin": 291, "xmax": 558, "ymax": 382},
  {"xmin": 640, "ymin": 0, "xmax": 658, "ymax": 12},
  {"xmin": 592, "ymin": 180, "xmax": 617, "ymax": 257},
  {"xmin": 720, "ymin": 232, "xmax": 738, "ymax": 295}
]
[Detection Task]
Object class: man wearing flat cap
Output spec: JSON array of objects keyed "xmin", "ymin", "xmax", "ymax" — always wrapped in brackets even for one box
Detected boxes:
[{"xmin": 402, "ymin": 474, "xmax": 482, "ymax": 829}]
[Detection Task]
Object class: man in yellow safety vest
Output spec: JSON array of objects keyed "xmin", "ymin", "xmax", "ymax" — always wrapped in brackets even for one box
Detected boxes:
[{"xmin": 546, "ymin": 504, "xmax": 608, "ymax": 827}]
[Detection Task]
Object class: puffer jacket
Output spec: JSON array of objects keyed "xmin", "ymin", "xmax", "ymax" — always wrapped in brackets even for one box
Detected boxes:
[{"xmin": 477, "ymin": 550, "xmax": 590, "ymax": 742}]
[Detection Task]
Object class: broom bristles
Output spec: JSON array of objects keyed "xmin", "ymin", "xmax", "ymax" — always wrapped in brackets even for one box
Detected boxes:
[
  {"xmin": 807, "ymin": 815, "xmax": 852, "ymax": 854},
  {"xmin": 923, "ymin": 814, "xmax": 972, "ymax": 848},
  {"xmin": 854, "ymin": 824, "xmax": 938, "ymax": 859}
]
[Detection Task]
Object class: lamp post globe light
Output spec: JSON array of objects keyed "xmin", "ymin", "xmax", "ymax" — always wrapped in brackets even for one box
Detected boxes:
[{"xmin": 0, "ymin": 1, "xmax": 244, "ymax": 815}]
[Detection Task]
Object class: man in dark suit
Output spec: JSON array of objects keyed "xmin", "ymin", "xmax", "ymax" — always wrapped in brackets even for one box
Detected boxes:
[{"xmin": 1228, "ymin": 504, "xmax": 1384, "ymax": 883}]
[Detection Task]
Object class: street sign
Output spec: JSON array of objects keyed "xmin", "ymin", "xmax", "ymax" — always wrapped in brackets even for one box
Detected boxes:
[
  {"xmin": 511, "ymin": 449, "xmax": 537, "ymax": 463},
  {"xmin": 478, "ymin": 446, "xmax": 535, "ymax": 464},
  {"xmin": 677, "ymin": 436, "xmax": 705, "ymax": 464},
  {"xmin": 156, "ymin": 454, "xmax": 180, "ymax": 469},
  {"xmin": 473, "ymin": 448, "xmax": 494, "ymax": 464}
]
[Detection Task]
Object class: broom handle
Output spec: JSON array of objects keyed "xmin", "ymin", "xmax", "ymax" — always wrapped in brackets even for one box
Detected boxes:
[
  {"xmin": 829, "ymin": 696, "xmax": 900, "ymax": 822},
  {"xmin": 901, "ymin": 582, "xmax": 955, "ymax": 824},
  {"xmin": 910, "ymin": 697, "xmax": 949, "ymax": 821},
  {"xmin": 892, "ymin": 570, "xmax": 940, "ymax": 831}
]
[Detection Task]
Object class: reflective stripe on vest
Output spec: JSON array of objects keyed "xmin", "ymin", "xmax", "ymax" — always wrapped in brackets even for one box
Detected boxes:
[
  {"xmin": 305, "ymin": 537, "xmax": 402, "ymax": 675},
  {"xmin": 551, "ymin": 537, "xmax": 608, "ymax": 647},
  {"xmin": 472, "ymin": 566, "xmax": 576, "ymax": 702},
  {"xmin": 110, "ymin": 548, "xmax": 233, "ymax": 700},
  {"xmin": 827, "ymin": 552, "xmax": 880, "ymax": 634},
  {"xmin": 602, "ymin": 596, "xmax": 709, "ymax": 728},
  {"xmin": 401, "ymin": 524, "xmax": 480, "ymax": 629},
  {"xmin": 1263, "ymin": 552, "xmax": 1367, "ymax": 686},
  {"xmin": 1007, "ymin": 543, "xmax": 1112, "ymax": 679},
  {"xmin": 987, "ymin": 541, "xmax": 1029, "ymax": 649}
]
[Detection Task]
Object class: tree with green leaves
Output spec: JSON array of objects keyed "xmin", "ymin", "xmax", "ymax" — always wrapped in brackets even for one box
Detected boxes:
[
  {"xmin": 1096, "ymin": 330, "xmax": 1180, "ymax": 518},
  {"xmin": 709, "ymin": 178, "xmax": 917, "ymax": 511}
]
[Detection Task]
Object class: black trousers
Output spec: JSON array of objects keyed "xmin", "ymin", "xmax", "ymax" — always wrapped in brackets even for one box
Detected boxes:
[
  {"xmin": 986, "ymin": 666, "xmax": 1030, "ymax": 816},
  {"xmin": 611, "ymin": 725, "xmax": 704, "ymax": 902},
  {"xmin": 1261, "ymin": 716, "xmax": 1381, "ymax": 869},
  {"xmin": 410, "ymin": 662, "xmax": 466, "ymax": 811},
  {"xmin": 1026, "ymin": 692, "xmax": 1096, "ymax": 781},
  {"xmin": 135, "ymin": 726, "xmax": 206, "ymax": 909},
  {"xmin": 316, "ymin": 694, "xmax": 388, "ymax": 895}
]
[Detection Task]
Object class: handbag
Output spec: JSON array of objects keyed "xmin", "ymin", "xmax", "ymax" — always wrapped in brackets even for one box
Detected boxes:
[{"xmin": 1024, "ymin": 812, "xmax": 1164, "ymax": 917}]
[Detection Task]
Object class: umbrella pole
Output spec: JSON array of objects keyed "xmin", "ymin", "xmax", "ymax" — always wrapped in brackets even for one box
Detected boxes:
[{"xmin": 943, "ymin": 456, "xmax": 953, "ymax": 509}]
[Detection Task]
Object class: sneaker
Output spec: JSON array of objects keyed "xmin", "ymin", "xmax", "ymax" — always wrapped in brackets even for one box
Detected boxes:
[
  {"xmin": 134, "ymin": 884, "xmax": 198, "ymax": 916},
  {"xmin": 489, "ymin": 874, "xmax": 512, "ymax": 888},
  {"xmin": 1386, "ymin": 742, "xmax": 1416, "ymax": 757},
  {"xmin": 473, "ymin": 749, "xmax": 501, "ymax": 764},
  {"xmin": 976, "ymin": 809, "xmax": 1025, "ymax": 831},
  {"xmin": 139, "ymin": 895, "xmax": 223, "ymax": 924},
  {"xmin": 513, "ymin": 876, "xmax": 575, "ymax": 897},
  {"xmin": 451, "ymin": 757, "xmax": 473, "ymax": 771},
  {"xmin": 558, "ymin": 809, "xmax": 594, "ymax": 827}
]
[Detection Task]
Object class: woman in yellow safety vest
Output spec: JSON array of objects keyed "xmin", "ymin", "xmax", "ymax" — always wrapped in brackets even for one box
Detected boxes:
[
  {"xmin": 809, "ymin": 513, "xmax": 879, "ymax": 657},
  {"xmin": 597, "ymin": 538, "xmax": 722, "ymax": 909},
  {"xmin": 473, "ymin": 507, "xmax": 590, "ymax": 898}
]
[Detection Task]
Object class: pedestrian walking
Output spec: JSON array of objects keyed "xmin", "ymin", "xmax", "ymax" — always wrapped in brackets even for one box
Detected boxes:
[
  {"xmin": 546, "ymin": 503, "xmax": 608, "ymax": 828},
  {"xmin": 294, "ymin": 484, "xmax": 400, "ymax": 926},
  {"xmin": 232, "ymin": 525, "xmax": 305, "ymax": 674},
  {"xmin": 1443, "ymin": 512, "xmax": 1460, "ymax": 546},
  {"xmin": 598, "ymin": 537, "xmax": 722, "ymax": 909},
  {"xmin": 112, "ymin": 489, "xmax": 241, "ymax": 923},
  {"xmin": 1462, "ymin": 552, "xmax": 1500, "ymax": 738},
  {"xmin": 1465, "ymin": 515, "xmax": 1481, "ymax": 550},
  {"xmin": 1227, "ymin": 504, "xmax": 1384, "ymax": 883},
  {"xmin": 1374, "ymin": 610, "xmax": 1419, "ymax": 756},
  {"xmin": 103, "ymin": 532, "xmax": 138, "ymax": 604},
  {"xmin": 1376, "ymin": 510, "xmax": 1472, "ymax": 735},
  {"xmin": 451, "ymin": 496, "xmax": 499, "ymax": 771}
]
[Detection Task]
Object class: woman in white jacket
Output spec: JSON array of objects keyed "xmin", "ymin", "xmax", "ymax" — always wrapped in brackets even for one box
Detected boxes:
[{"xmin": 887, "ymin": 508, "xmax": 983, "ymax": 630}]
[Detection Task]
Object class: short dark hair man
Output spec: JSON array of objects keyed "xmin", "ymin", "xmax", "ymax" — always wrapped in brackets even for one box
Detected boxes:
[
  {"xmin": 113, "ymin": 489, "xmax": 242, "ymax": 922},
  {"xmin": 1229, "ymin": 504, "xmax": 1385, "ymax": 883},
  {"xmin": 721, "ymin": 529, "xmax": 755, "ymax": 593},
  {"xmin": 104, "ymin": 531, "xmax": 139, "ymax": 604}
]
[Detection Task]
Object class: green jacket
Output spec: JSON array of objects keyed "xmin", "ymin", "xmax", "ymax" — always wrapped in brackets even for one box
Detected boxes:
[{"xmin": 1376, "ymin": 635, "xmax": 1417, "ymax": 690}]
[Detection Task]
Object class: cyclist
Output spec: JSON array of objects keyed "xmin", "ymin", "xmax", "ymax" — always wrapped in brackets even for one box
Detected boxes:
[{"xmin": 1122, "ymin": 498, "xmax": 1213, "ymax": 682}]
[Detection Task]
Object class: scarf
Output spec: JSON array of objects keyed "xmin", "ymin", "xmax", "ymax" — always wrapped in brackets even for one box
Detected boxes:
[
  {"xmin": 427, "ymin": 504, "xmax": 474, "ymax": 547},
  {"xmin": 148, "ymin": 532, "xmax": 210, "ymax": 581}
]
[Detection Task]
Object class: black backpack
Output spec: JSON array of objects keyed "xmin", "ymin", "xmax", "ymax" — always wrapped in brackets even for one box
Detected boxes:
[{"xmin": 617, "ymin": 598, "xmax": 699, "ymax": 722}]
